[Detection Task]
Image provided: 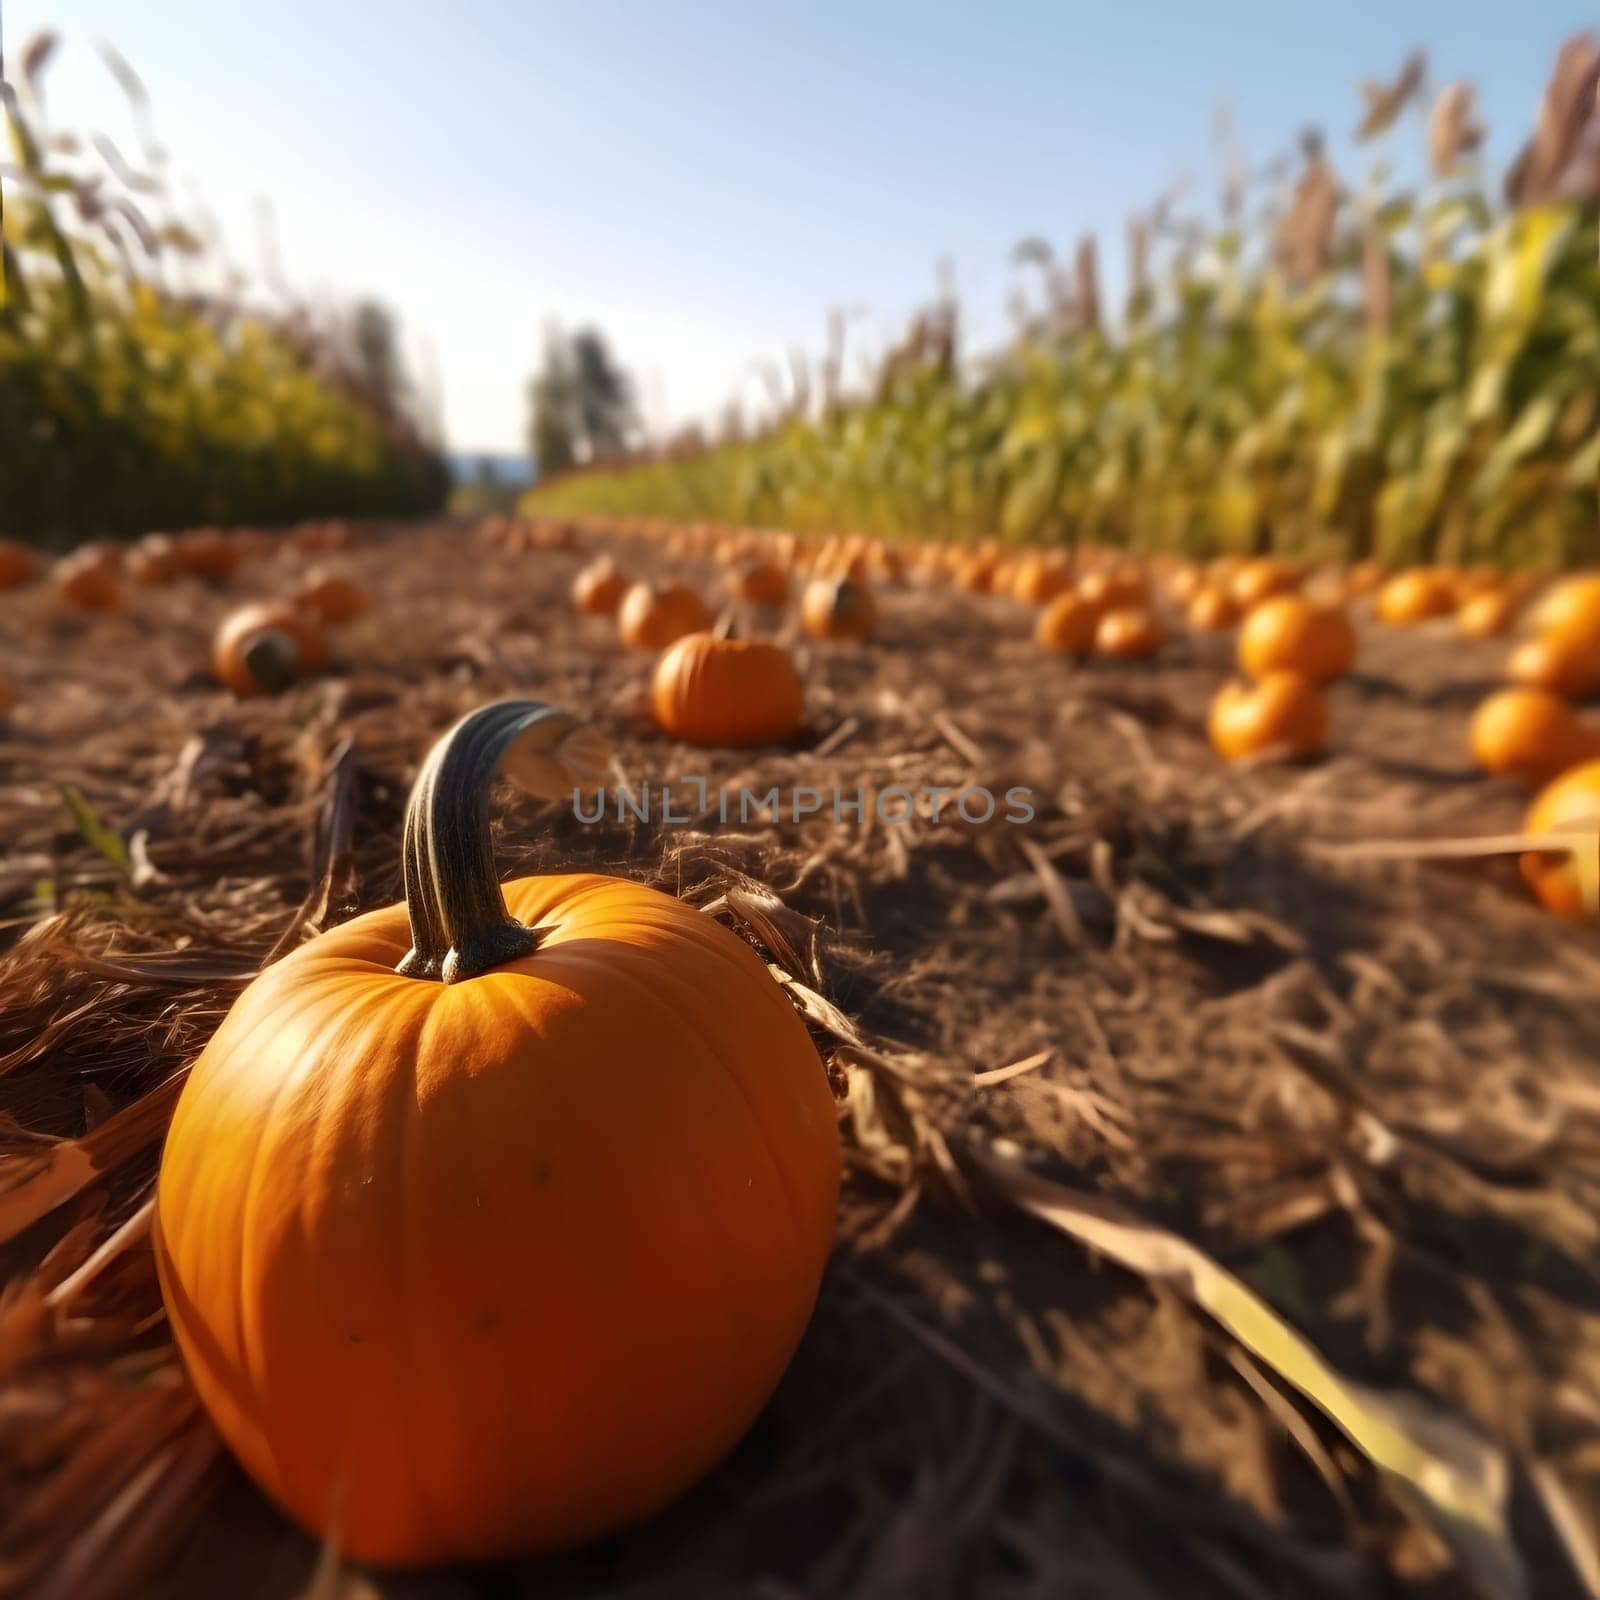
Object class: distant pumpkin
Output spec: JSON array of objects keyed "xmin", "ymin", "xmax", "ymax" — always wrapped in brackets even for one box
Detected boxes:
[
  {"xmin": 1187, "ymin": 585, "xmax": 1243, "ymax": 631},
  {"xmin": 295, "ymin": 570, "xmax": 368, "ymax": 624},
  {"xmin": 1528, "ymin": 574, "xmax": 1600, "ymax": 649},
  {"xmin": 53, "ymin": 547, "xmax": 122, "ymax": 612},
  {"xmin": 1375, "ymin": 569, "xmax": 1454, "ymax": 626},
  {"xmin": 1469, "ymin": 688, "xmax": 1600, "ymax": 785},
  {"xmin": 1521, "ymin": 758, "xmax": 1600, "ymax": 918},
  {"xmin": 0, "ymin": 538, "xmax": 40, "ymax": 590},
  {"xmin": 1507, "ymin": 634, "xmax": 1600, "ymax": 700},
  {"xmin": 617, "ymin": 582, "xmax": 712, "ymax": 650},
  {"xmin": 1010, "ymin": 556, "xmax": 1071, "ymax": 607},
  {"xmin": 1237, "ymin": 596, "xmax": 1355, "ymax": 685},
  {"xmin": 801, "ymin": 576, "xmax": 877, "ymax": 641},
  {"xmin": 1094, "ymin": 606, "xmax": 1164, "ymax": 660},
  {"xmin": 572, "ymin": 557, "xmax": 629, "ymax": 616},
  {"xmin": 1456, "ymin": 589, "xmax": 1518, "ymax": 639},
  {"xmin": 726, "ymin": 560, "xmax": 790, "ymax": 609},
  {"xmin": 1208, "ymin": 672, "xmax": 1327, "ymax": 761},
  {"xmin": 653, "ymin": 634, "xmax": 803, "ymax": 747},
  {"xmin": 1035, "ymin": 593, "xmax": 1099, "ymax": 656},
  {"xmin": 213, "ymin": 602, "xmax": 328, "ymax": 696}
]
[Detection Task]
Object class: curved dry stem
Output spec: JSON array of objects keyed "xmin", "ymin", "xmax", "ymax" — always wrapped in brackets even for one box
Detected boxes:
[{"xmin": 397, "ymin": 699, "xmax": 610, "ymax": 983}]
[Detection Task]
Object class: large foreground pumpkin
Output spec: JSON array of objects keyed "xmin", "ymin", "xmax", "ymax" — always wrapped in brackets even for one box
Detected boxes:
[{"xmin": 154, "ymin": 702, "xmax": 841, "ymax": 1565}]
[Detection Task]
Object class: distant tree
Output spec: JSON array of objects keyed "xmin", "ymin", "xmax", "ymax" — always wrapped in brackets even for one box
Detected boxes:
[
  {"xmin": 526, "ymin": 324, "xmax": 637, "ymax": 476},
  {"xmin": 569, "ymin": 328, "xmax": 636, "ymax": 460},
  {"xmin": 348, "ymin": 300, "xmax": 408, "ymax": 418}
]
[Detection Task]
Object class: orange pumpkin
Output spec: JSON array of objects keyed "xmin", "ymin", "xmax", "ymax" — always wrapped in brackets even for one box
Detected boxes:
[
  {"xmin": 1528, "ymin": 574, "xmax": 1600, "ymax": 648},
  {"xmin": 154, "ymin": 701, "xmax": 839, "ymax": 1565},
  {"xmin": 1347, "ymin": 559, "xmax": 1386, "ymax": 596},
  {"xmin": 1375, "ymin": 569, "xmax": 1454, "ymax": 626},
  {"xmin": 1457, "ymin": 589, "xmax": 1518, "ymax": 639},
  {"xmin": 617, "ymin": 582, "xmax": 712, "ymax": 650},
  {"xmin": 954, "ymin": 553, "xmax": 998, "ymax": 594},
  {"xmin": 0, "ymin": 538, "xmax": 40, "ymax": 590},
  {"xmin": 1228, "ymin": 558, "xmax": 1300, "ymax": 610},
  {"xmin": 1469, "ymin": 688, "xmax": 1600, "ymax": 785},
  {"xmin": 1520, "ymin": 758, "xmax": 1600, "ymax": 918},
  {"xmin": 1507, "ymin": 634, "xmax": 1600, "ymax": 700},
  {"xmin": 1009, "ymin": 555, "xmax": 1071, "ymax": 606},
  {"xmin": 176, "ymin": 528, "xmax": 244, "ymax": 582},
  {"xmin": 1094, "ymin": 606, "xmax": 1164, "ymax": 660},
  {"xmin": 572, "ymin": 557, "xmax": 629, "ymax": 616},
  {"xmin": 1236, "ymin": 596, "xmax": 1355, "ymax": 685},
  {"xmin": 212, "ymin": 602, "xmax": 328, "ymax": 696},
  {"xmin": 1187, "ymin": 585, "xmax": 1243, "ymax": 631},
  {"xmin": 128, "ymin": 534, "xmax": 178, "ymax": 586},
  {"xmin": 725, "ymin": 560, "xmax": 790, "ymax": 609},
  {"xmin": 53, "ymin": 548, "xmax": 122, "ymax": 612},
  {"xmin": 1034, "ymin": 593, "xmax": 1099, "ymax": 655},
  {"xmin": 1078, "ymin": 567, "xmax": 1149, "ymax": 612},
  {"xmin": 801, "ymin": 576, "xmax": 876, "ymax": 641},
  {"xmin": 652, "ymin": 633, "xmax": 803, "ymax": 746},
  {"xmin": 295, "ymin": 570, "xmax": 368, "ymax": 624},
  {"xmin": 1208, "ymin": 671, "xmax": 1328, "ymax": 761}
]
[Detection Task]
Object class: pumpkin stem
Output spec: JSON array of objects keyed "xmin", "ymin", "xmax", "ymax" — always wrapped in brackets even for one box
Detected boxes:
[
  {"xmin": 242, "ymin": 631, "xmax": 300, "ymax": 694},
  {"xmin": 397, "ymin": 700, "xmax": 611, "ymax": 984},
  {"xmin": 712, "ymin": 609, "xmax": 738, "ymax": 641}
]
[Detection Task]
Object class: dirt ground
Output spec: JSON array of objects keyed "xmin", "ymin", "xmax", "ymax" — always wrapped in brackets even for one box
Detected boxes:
[{"xmin": 2, "ymin": 521, "xmax": 1598, "ymax": 1599}]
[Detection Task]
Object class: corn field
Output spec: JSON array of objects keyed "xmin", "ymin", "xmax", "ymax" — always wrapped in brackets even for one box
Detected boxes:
[
  {"xmin": 531, "ymin": 39, "xmax": 1600, "ymax": 572},
  {"xmin": 0, "ymin": 34, "xmax": 447, "ymax": 546}
]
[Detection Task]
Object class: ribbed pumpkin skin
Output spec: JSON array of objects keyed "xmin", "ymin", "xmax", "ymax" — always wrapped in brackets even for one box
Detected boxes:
[
  {"xmin": 155, "ymin": 873, "xmax": 840, "ymax": 1567},
  {"xmin": 653, "ymin": 636, "xmax": 803, "ymax": 747}
]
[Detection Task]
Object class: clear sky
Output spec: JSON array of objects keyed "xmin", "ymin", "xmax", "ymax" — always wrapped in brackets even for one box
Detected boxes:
[{"xmin": 5, "ymin": 1, "xmax": 1591, "ymax": 454}]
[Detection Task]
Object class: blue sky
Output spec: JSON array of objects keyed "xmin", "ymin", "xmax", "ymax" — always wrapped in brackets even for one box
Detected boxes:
[{"xmin": 5, "ymin": 1, "xmax": 1590, "ymax": 452}]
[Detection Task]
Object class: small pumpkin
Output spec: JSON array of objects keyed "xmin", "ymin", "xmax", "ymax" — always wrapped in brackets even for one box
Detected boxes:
[
  {"xmin": 176, "ymin": 528, "xmax": 244, "ymax": 582},
  {"xmin": 1506, "ymin": 634, "xmax": 1600, "ymax": 700},
  {"xmin": 653, "ymin": 632, "xmax": 803, "ymax": 746},
  {"xmin": 1009, "ymin": 555, "xmax": 1071, "ymax": 607},
  {"xmin": 1094, "ymin": 606, "xmax": 1164, "ymax": 660},
  {"xmin": 295, "ymin": 569, "xmax": 368, "ymax": 624},
  {"xmin": 617, "ymin": 581, "xmax": 712, "ymax": 650},
  {"xmin": 725, "ymin": 560, "xmax": 790, "ymax": 609},
  {"xmin": 128, "ymin": 534, "xmax": 179, "ymax": 586},
  {"xmin": 1528, "ymin": 574, "xmax": 1600, "ymax": 648},
  {"xmin": 1457, "ymin": 589, "xmax": 1517, "ymax": 639},
  {"xmin": 0, "ymin": 538, "xmax": 40, "ymax": 590},
  {"xmin": 53, "ymin": 547, "xmax": 122, "ymax": 612},
  {"xmin": 1187, "ymin": 584, "xmax": 1243, "ymax": 631},
  {"xmin": 1208, "ymin": 671, "xmax": 1328, "ymax": 761},
  {"xmin": 212, "ymin": 602, "xmax": 328, "ymax": 696},
  {"xmin": 1228, "ymin": 558, "xmax": 1299, "ymax": 610},
  {"xmin": 1078, "ymin": 567, "xmax": 1149, "ymax": 612},
  {"xmin": 1375, "ymin": 569, "xmax": 1454, "ymax": 626},
  {"xmin": 154, "ymin": 701, "xmax": 839, "ymax": 1564},
  {"xmin": 1236, "ymin": 595, "xmax": 1355, "ymax": 685},
  {"xmin": 1034, "ymin": 592, "xmax": 1099, "ymax": 655},
  {"xmin": 1469, "ymin": 688, "xmax": 1600, "ymax": 785},
  {"xmin": 1520, "ymin": 757, "xmax": 1600, "ymax": 918},
  {"xmin": 572, "ymin": 557, "xmax": 629, "ymax": 616},
  {"xmin": 801, "ymin": 576, "xmax": 876, "ymax": 641}
]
